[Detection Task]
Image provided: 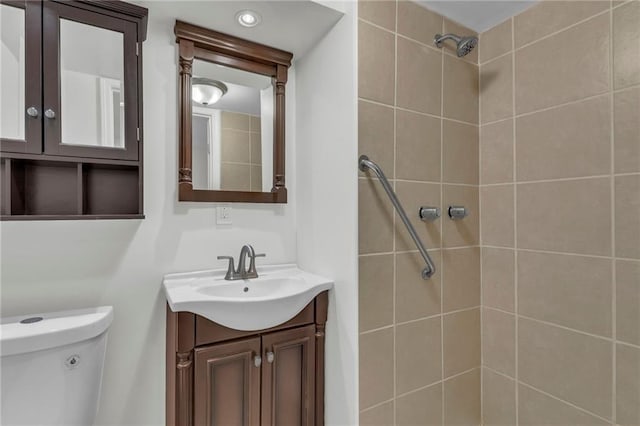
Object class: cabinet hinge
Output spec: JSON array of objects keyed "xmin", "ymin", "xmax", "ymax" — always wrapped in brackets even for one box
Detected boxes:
[
  {"xmin": 136, "ymin": 127, "xmax": 140, "ymax": 141},
  {"xmin": 136, "ymin": 43, "xmax": 140, "ymax": 56}
]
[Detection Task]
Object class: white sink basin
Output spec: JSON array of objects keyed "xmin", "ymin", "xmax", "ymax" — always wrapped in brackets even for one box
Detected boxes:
[{"xmin": 162, "ymin": 264, "xmax": 333, "ymax": 331}]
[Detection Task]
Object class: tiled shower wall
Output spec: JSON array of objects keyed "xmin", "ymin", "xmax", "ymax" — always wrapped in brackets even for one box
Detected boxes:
[
  {"xmin": 479, "ymin": 1, "xmax": 640, "ymax": 425},
  {"xmin": 357, "ymin": 1, "xmax": 481, "ymax": 424}
]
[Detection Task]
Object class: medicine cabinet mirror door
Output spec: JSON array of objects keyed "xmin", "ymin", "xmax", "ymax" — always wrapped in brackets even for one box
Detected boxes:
[
  {"xmin": 42, "ymin": 1, "xmax": 139, "ymax": 160},
  {"xmin": 0, "ymin": 1, "xmax": 42, "ymax": 154}
]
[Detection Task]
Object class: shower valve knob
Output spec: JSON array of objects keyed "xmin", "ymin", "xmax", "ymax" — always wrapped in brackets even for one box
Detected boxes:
[
  {"xmin": 448, "ymin": 206, "xmax": 468, "ymax": 220},
  {"xmin": 419, "ymin": 206, "xmax": 441, "ymax": 221}
]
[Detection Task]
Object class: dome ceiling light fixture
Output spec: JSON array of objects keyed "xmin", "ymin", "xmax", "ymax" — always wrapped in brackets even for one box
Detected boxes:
[
  {"xmin": 191, "ymin": 78, "xmax": 228, "ymax": 106},
  {"xmin": 236, "ymin": 10, "xmax": 261, "ymax": 28}
]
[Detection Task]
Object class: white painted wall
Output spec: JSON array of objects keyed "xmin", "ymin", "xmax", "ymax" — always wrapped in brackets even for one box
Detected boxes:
[
  {"xmin": 295, "ymin": 3, "xmax": 359, "ymax": 425},
  {"xmin": 0, "ymin": 9, "xmax": 298, "ymax": 425}
]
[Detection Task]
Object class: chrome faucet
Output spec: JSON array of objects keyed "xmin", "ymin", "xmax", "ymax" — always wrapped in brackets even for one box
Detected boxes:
[{"xmin": 217, "ymin": 245, "xmax": 266, "ymax": 280}]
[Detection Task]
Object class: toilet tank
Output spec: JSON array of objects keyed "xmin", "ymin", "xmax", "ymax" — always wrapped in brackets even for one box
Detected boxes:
[{"xmin": 0, "ymin": 306, "xmax": 113, "ymax": 426}]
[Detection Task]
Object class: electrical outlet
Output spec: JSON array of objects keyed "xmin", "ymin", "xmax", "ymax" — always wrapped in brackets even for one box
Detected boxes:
[{"xmin": 216, "ymin": 205, "xmax": 232, "ymax": 225}]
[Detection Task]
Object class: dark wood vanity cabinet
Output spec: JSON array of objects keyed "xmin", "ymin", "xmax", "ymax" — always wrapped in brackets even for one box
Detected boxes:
[
  {"xmin": 167, "ymin": 292, "xmax": 328, "ymax": 426},
  {"xmin": 0, "ymin": 0, "xmax": 147, "ymax": 220}
]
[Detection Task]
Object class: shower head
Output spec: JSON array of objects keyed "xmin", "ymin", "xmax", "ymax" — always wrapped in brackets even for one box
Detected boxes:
[{"xmin": 434, "ymin": 33, "xmax": 478, "ymax": 57}]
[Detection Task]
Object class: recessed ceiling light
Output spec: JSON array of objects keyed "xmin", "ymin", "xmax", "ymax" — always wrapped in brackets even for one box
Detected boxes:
[{"xmin": 236, "ymin": 10, "xmax": 261, "ymax": 28}]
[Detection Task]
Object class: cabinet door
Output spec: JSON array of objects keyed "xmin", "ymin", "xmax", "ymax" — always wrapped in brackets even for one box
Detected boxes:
[
  {"xmin": 261, "ymin": 325, "xmax": 316, "ymax": 426},
  {"xmin": 0, "ymin": 0, "xmax": 42, "ymax": 154},
  {"xmin": 194, "ymin": 337, "xmax": 262, "ymax": 426},
  {"xmin": 42, "ymin": 1, "xmax": 139, "ymax": 160}
]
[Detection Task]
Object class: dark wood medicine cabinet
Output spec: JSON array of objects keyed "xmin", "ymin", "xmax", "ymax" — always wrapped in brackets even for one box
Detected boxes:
[
  {"xmin": 175, "ymin": 21, "xmax": 293, "ymax": 204},
  {"xmin": 166, "ymin": 292, "xmax": 328, "ymax": 426},
  {"xmin": 0, "ymin": 0, "xmax": 148, "ymax": 220}
]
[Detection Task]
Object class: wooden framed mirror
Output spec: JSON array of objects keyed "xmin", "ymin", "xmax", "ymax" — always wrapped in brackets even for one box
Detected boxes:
[{"xmin": 174, "ymin": 21, "xmax": 292, "ymax": 203}]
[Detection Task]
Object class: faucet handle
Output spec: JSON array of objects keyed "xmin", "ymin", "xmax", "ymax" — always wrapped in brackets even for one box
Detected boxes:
[
  {"xmin": 252, "ymin": 253, "xmax": 266, "ymax": 259},
  {"xmin": 217, "ymin": 256, "xmax": 236, "ymax": 280}
]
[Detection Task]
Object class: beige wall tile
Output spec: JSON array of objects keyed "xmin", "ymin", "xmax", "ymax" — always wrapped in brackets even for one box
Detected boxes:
[
  {"xmin": 360, "ymin": 401, "xmax": 394, "ymax": 426},
  {"xmin": 395, "ymin": 181, "xmax": 441, "ymax": 251},
  {"xmin": 359, "ymin": 21, "xmax": 396, "ymax": 104},
  {"xmin": 359, "ymin": 179, "xmax": 394, "ymax": 254},
  {"xmin": 517, "ymin": 178, "xmax": 612, "ymax": 256},
  {"xmin": 518, "ymin": 384, "xmax": 609, "ymax": 426},
  {"xmin": 249, "ymin": 115, "xmax": 260, "ymax": 133},
  {"xmin": 359, "ymin": 0, "xmax": 396, "ymax": 31},
  {"xmin": 221, "ymin": 111, "xmax": 250, "ymax": 131},
  {"xmin": 359, "ymin": 100, "xmax": 395, "ymax": 177},
  {"xmin": 360, "ymin": 328, "xmax": 395, "ymax": 408},
  {"xmin": 613, "ymin": 1, "xmax": 640, "ymax": 89},
  {"xmin": 480, "ymin": 54, "xmax": 513, "ymax": 124},
  {"xmin": 482, "ymin": 308, "xmax": 515, "ymax": 376},
  {"xmin": 396, "ymin": 317, "xmax": 442, "ymax": 394},
  {"xmin": 396, "ymin": 384, "xmax": 442, "ymax": 426},
  {"xmin": 482, "ymin": 368, "xmax": 516, "ymax": 426},
  {"xmin": 443, "ymin": 308, "xmax": 481, "ymax": 377},
  {"xmin": 250, "ymin": 133, "xmax": 261, "ymax": 165},
  {"xmin": 443, "ymin": 120, "xmax": 479, "ymax": 184},
  {"xmin": 514, "ymin": 1, "xmax": 610, "ymax": 48},
  {"xmin": 515, "ymin": 14, "xmax": 610, "ymax": 114},
  {"xmin": 220, "ymin": 163, "xmax": 250, "ymax": 191},
  {"xmin": 481, "ymin": 120, "xmax": 514, "ymax": 184},
  {"xmin": 443, "ymin": 247, "xmax": 481, "ymax": 312},
  {"xmin": 482, "ymin": 247, "xmax": 515, "ymax": 312},
  {"xmin": 397, "ymin": 37, "xmax": 442, "ymax": 115},
  {"xmin": 518, "ymin": 251, "xmax": 613, "ymax": 337},
  {"xmin": 615, "ymin": 174, "xmax": 640, "ymax": 259},
  {"xmin": 396, "ymin": 110, "xmax": 441, "ymax": 182},
  {"xmin": 443, "ymin": 56, "xmax": 479, "ymax": 124},
  {"xmin": 480, "ymin": 19, "xmax": 512, "ymax": 64},
  {"xmin": 443, "ymin": 185, "xmax": 480, "ymax": 247},
  {"xmin": 481, "ymin": 185, "xmax": 514, "ymax": 247},
  {"xmin": 397, "ymin": 0, "xmax": 442, "ymax": 45},
  {"xmin": 516, "ymin": 95, "xmax": 611, "ymax": 181},
  {"xmin": 396, "ymin": 251, "xmax": 442, "ymax": 322},
  {"xmin": 518, "ymin": 318, "xmax": 612, "ymax": 419},
  {"xmin": 359, "ymin": 254, "xmax": 394, "ymax": 332},
  {"xmin": 444, "ymin": 368, "xmax": 481, "ymax": 425},
  {"xmin": 614, "ymin": 87, "xmax": 640, "ymax": 173},
  {"xmin": 617, "ymin": 260, "xmax": 640, "ymax": 346},
  {"xmin": 443, "ymin": 18, "xmax": 478, "ymax": 64},
  {"xmin": 221, "ymin": 129, "xmax": 250, "ymax": 163},
  {"xmin": 616, "ymin": 343, "xmax": 640, "ymax": 425},
  {"xmin": 250, "ymin": 165, "xmax": 262, "ymax": 191}
]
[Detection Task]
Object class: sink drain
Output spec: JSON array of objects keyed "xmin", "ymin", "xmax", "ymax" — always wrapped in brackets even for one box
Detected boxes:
[{"xmin": 243, "ymin": 287, "xmax": 249, "ymax": 292}]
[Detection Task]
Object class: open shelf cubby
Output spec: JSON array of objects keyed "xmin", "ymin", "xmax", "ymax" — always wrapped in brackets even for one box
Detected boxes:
[{"xmin": 1, "ymin": 157, "xmax": 142, "ymax": 220}]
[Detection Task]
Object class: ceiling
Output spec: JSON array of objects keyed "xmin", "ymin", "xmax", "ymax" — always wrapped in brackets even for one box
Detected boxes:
[
  {"xmin": 417, "ymin": 1, "xmax": 538, "ymax": 33},
  {"xmin": 133, "ymin": 0, "xmax": 343, "ymax": 60}
]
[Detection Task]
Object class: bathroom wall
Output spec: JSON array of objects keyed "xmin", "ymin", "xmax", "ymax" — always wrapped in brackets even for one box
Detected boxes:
[
  {"xmin": 479, "ymin": 1, "xmax": 640, "ymax": 424},
  {"xmin": 0, "ymin": 9, "xmax": 299, "ymax": 425},
  {"xmin": 357, "ymin": 1, "xmax": 481, "ymax": 424}
]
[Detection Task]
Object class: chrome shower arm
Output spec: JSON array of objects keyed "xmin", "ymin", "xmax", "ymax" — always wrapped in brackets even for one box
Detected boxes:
[{"xmin": 358, "ymin": 155, "xmax": 436, "ymax": 279}]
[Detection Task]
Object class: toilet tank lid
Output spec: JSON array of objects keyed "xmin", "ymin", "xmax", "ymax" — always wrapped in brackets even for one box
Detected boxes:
[{"xmin": 0, "ymin": 306, "xmax": 114, "ymax": 357}]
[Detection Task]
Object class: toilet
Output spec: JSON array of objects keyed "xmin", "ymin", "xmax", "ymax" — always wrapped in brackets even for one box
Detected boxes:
[{"xmin": 0, "ymin": 306, "xmax": 113, "ymax": 425}]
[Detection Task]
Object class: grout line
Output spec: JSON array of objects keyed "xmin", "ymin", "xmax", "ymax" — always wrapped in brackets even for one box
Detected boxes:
[
  {"xmin": 392, "ymin": 4, "xmax": 398, "ymax": 421},
  {"xmin": 613, "ymin": 82, "xmax": 640, "ymax": 93},
  {"xmin": 439, "ymin": 15, "xmax": 446, "ymax": 426},
  {"xmin": 481, "ymin": 91, "xmax": 611, "ymax": 127},
  {"xmin": 361, "ymin": 304, "xmax": 481, "ymax": 335},
  {"xmin": 609, "ymin": 3, "xmax": 617, "ymax": 423},
  {"xmin": 358, "ymin": 97, "xmax": 480, "ymax": 128},
  {"xmin": 510, "ymin": 15, "xmax": 519, "ymax": 425},
  {"xmin": 517, "ymin": 381, "xmax": 614, "ymax": 424},
  {"xmin": 483, "ymin": 365, "xmax": 516, "ymax": 382},
  {"xmin": 482, "ymin": 245, "xmax": 632, "ymax": 262},
  {"xmin": 478, "ymin": 28, "xmax": 485, "ymax": 423},
  {"xmin": 481, "ymin": 174, "xmax": 615, "ymax": 186}
]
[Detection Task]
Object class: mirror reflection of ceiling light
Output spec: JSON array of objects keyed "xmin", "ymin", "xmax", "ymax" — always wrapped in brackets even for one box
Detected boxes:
[
  {"xmin": 192, "ymin": 79, "xmax": 228, "ymax": 106},
  {"xmin": 236, "ymin": 10, "xmax": 261, "ymax": 27}
]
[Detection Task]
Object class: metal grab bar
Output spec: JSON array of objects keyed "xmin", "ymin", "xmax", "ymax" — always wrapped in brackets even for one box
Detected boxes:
[{"xmin": 359, "ymin": 155, "xmax": 436, "ymax": 279}]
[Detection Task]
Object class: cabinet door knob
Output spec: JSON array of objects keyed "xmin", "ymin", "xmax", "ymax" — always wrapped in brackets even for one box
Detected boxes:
[
  {"xmin": 26, "ymin": 107, "xmax": 39, "ymax": 118},
  {"xmin": 266, "ymin": 351, "xmax": 274, "ymax": 363},
  {"xmin": 44, "ymin": 109, "xmax": 56, "ymax": 119},
  {"xmin": 253, "ymin": 355, "xmax": 262, "ymax": 367}
]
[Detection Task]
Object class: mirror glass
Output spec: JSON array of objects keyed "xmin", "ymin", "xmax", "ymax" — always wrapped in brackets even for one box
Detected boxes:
[
  {"xmin": 0, "ymin": 4, "xmax": 25, "ymax": 141},
  {"xmin": 191, "ymin": 59, "xmax": 273, "ymax": 192},
  {"xmin": 60, "ymin": 19, "xmax": 124, "ymax": 148}
]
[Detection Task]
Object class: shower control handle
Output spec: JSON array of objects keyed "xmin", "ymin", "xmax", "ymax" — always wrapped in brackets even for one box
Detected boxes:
[
  {"xmin": 419, "ymin": 206, "xmax": 440, "ymax": 221},
  {"xmin": 448, "ymin": 206, "xmax": 468, "ymax": 220}
]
